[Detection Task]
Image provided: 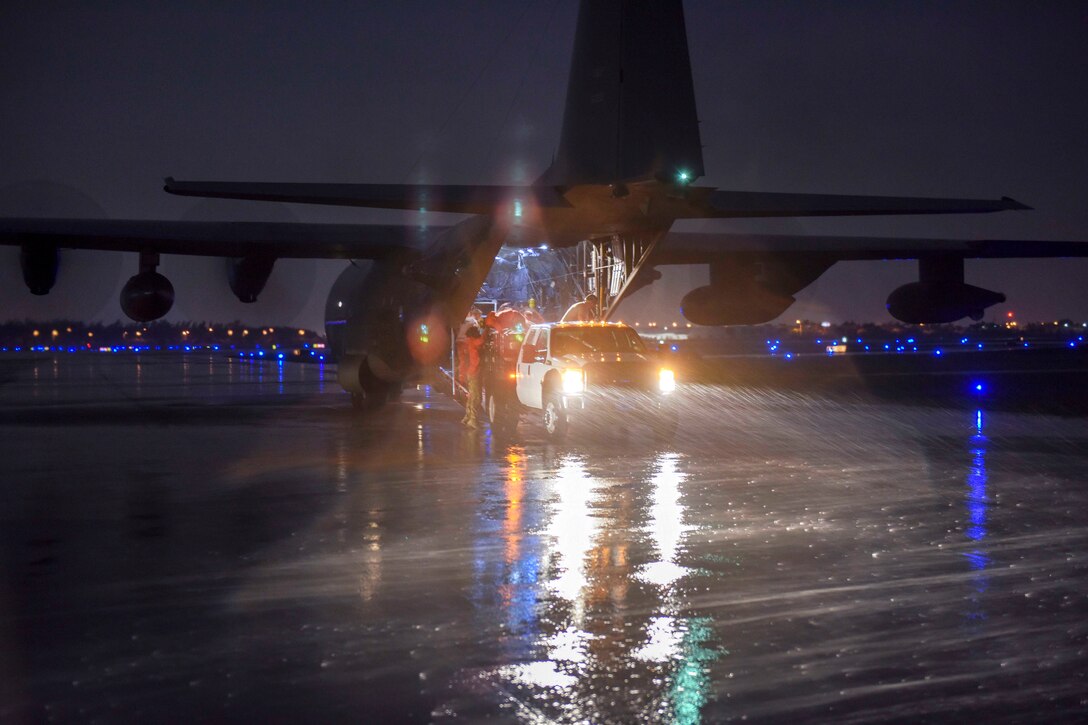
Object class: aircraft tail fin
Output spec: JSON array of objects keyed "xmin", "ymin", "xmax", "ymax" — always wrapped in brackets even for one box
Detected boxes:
[{"xmin": 541, "ymin": 0, "xmax": 704, "ymax": 187}]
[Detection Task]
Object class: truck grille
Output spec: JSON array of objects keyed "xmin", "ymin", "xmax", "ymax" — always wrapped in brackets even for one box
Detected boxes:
[{"xmin": 583, "ymin": 361, "xmax": 655, "ymax": 390}]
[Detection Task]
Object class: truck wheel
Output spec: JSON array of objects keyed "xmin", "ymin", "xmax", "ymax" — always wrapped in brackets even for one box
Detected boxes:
[
  {"xmin": 486, "ymin": 392, "xmax": 501, "ymax": 424},
  {"xmin": 488, "ymin": 394, "xmax": 519, "ymax": 436},
  {"xmin": 542, "ymin": 393, "xmax": 568, "ymax": 440}
]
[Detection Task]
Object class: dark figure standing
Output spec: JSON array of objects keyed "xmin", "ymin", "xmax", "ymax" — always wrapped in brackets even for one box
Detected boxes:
[{"xmin": 461, "ymin": 326, "xmax": 483, "ymax": 428}]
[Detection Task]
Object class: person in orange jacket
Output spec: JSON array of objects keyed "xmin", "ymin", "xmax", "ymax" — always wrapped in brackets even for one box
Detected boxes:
[{"xmin": 460, "ymin": 326, "xmax": 483, "ymax": 428}]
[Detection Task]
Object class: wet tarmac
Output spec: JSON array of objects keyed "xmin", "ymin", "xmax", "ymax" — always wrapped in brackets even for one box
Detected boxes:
[{"xmin": 1, "ymin": 353, "xmax": 1086, "ymax": 722}]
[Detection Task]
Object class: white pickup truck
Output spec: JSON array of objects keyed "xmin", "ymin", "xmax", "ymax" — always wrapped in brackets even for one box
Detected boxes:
[{"xmin": 483, "ymin": 321, "xmax": 678, "ymax": 440}]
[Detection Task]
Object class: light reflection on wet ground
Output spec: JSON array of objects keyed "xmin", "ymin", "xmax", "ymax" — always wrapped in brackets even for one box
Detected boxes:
[{"xmin": 1, "ymin": 354, "xmax": 1086, "ymax": 722}]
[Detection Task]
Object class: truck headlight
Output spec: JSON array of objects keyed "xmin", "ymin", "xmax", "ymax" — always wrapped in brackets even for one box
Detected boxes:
[
  {"xmin": 658, "ymin": 368, "xmax": 676, "ymax": 394},
  {"xmin": 561, "ymin": 368, "xmax": 585, "ymax": 395}
]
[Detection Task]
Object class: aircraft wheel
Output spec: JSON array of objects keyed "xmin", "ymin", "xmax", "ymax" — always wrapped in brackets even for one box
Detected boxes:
[{"xmin": 350, "ymin": 385, "xmax": 387, "ymax": 412}]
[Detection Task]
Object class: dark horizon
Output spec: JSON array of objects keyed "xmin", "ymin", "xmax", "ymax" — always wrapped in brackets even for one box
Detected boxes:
[{"xmin": 2, "ymin": 0, "xmax": 1087, "ymax": 326}]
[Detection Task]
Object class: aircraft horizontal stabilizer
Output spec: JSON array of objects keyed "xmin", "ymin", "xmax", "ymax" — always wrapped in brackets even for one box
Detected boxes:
[
  {"xmin": 0, "ymin": 218, "xmax": 446, "ymax": 259},
  {"xmin": 653, "ymin": 231, "xmax": 1088, "ymax": 264},
  {"xmin": 698, "ymin": 189, "xmax": 1030, "ymax": 219},
  {"xmin": 164, "ymin": 178, "xmax": 571, "ymax": 214}
]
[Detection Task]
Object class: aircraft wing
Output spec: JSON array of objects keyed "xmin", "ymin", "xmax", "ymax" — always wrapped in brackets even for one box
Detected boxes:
[
  {"xmin": 652, "ymin": 231, "xmax": 1088, "ymax": 264},
  {"xmin": 0, "ymin": 218, "xmax": 446, "ymax": 259},
  {"xmin": 687, "ymin": 189, "xmax": 1030, "ymax": 218},
  {"xmin": 166, "ymin": 178, "xmax": 1025, "ymax": 220},
  {"xmin": 164, "ymin": 178, "xmax": 571, "ymax": 214}
]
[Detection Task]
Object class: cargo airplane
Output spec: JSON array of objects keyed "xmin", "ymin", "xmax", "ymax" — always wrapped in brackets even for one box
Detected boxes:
[{"xmin": 3, "ymin": 0, "xmax": 1087, "ymax": 407}]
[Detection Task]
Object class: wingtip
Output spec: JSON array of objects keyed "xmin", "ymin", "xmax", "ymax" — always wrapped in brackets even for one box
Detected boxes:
[
  {"xmin": 163, "ymin": 176, "xmax": 175, "ymax": 194},
  {"xmin": 1002, "ymin": 196, "xmax": 1032, "ymax": 211}
]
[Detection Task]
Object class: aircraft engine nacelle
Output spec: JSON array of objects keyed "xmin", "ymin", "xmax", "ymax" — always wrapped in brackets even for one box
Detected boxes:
[
  {"xmin": 325, "ymin": 258, "xmax": 449, "ymax": 380},
  {"xmin": 228, "ymin": 256, "xmax": 276, "ymax": 303},
  {"xmin": 680, "ymin": 285, "xmax": 795, "ymax": 326},
  {"xmin": 120, "ymin": 271, "xmax": 175, "ymax": 322},
  {"xmin": 886, "ymin": 281, "xmax": 1005, "ymax": 324},
  {"xmin": 21, "ymin": 245, "xmax": 59, "ymax": 295}
]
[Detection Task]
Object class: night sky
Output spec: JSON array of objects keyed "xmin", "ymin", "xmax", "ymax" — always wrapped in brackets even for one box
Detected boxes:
[{"xmin": 2, "ymin": 0, "xmax": 1087, "ymax": 327}]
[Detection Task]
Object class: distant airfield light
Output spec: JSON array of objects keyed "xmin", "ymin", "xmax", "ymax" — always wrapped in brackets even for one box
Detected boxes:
[
  {"xmin": 514, "ymin": 200, "xmax": 523, "ymax": 218},
  {"xmin": 51, "ymin": 329, "xmax": 59, "ymax": 338},
  {"xmin": 227, "ymin": 329, "xmax": 233, "ymax": 336},
  {"xmin": 337, "ymin": 301, "xmax": 343, "ymax": 308},
  {"xmin": 32, "ymin": 330, "xmax": 39, "ymax": 337},
  {"xmin": 87, "ymin": 332, "xmax": 93, "ymax": 338},
  {"xmin": 66, "ymin": 327, "xmax": 72, "ymax": 333},
  {"xmin": 676, "ymin": 169, "xmax": 691, "ymax": 184},
  {"xmin": 298, "ymin": 329, "xmax": 305, "ymax": 335},
  {"xmin": 540, "ymin": 243, "xmax": 548, "ymax": 250},
  {"xmin": 820, "ymin": 321, "xmax": 831, "ymax": 328},
  {"xmin": 974, "ymin": 382, "xmax": 985, "ymax": 393}
]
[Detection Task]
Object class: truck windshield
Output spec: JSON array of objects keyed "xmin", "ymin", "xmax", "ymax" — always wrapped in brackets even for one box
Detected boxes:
[{"xmin": 551, "ymin": 327, "xmax": 646, "ymax": 355}]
